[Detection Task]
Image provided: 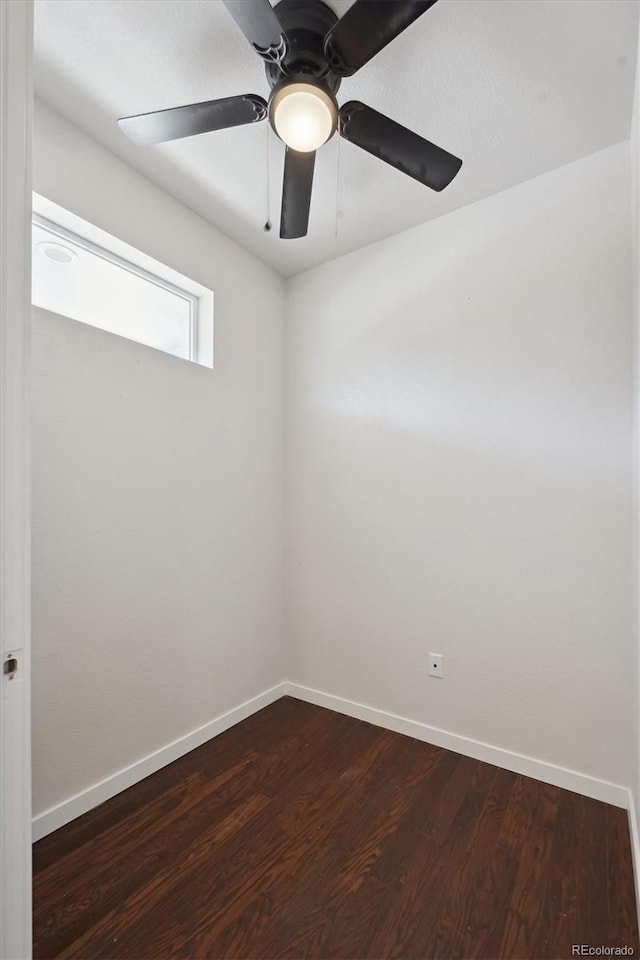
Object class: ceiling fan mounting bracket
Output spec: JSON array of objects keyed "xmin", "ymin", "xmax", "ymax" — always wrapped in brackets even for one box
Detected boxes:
[
  {"xmin": 253, "ymin": 35, "xmax": 288, "ymax": 66},
  {"xmin": 323, "ymin": 36, "xmax": 350, "ymax": 77},
  {"xmin": 246, "ymin": 95, "xmax": 269, "ymax": 122}
]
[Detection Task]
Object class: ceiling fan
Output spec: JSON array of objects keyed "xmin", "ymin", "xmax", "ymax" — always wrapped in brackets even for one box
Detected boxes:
[{"xmin": 118, "ymin": 0, "xmax": 462, "ymax": 240}]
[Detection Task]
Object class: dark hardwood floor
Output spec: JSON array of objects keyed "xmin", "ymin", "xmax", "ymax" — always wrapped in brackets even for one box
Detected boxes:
[{"xmin": 33, "ymin": 696, "xmax": 638, "ymax": 959}]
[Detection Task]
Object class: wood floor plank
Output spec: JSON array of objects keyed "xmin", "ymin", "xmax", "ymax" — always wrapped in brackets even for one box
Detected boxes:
[
  {"xmin": 607, "ymin": 804, "xmax": 638, "ymax": 953},
  {"xmin": 32, "ymin": 696, "xmax": 311, "ymax": 874},
  {"xmin": 198, "ymin": 733, "xmax": 448, "ymax": 960},
  {"xmin": 270, "ymin": 748, "xmax": 466, "ymax": 960},
  {"xmin": 414, "ymin": 766, "xmax": 517, "ymax": 959},
  {"xmin": 33, "ymin": 704, "xmax": 340, "ymax": 956},
  {"xmin": 61, "ymin": 709, "xmax": 380, "ymax": 959},
  {"xmin": 156, "ymin": 722, "xmax": 394, "ymax": 960},
  {"xmin": 180, "ymin": 729, "xmax": 407, "ymax": 959},
  {"xmin": 493, "ymin": 780, "xmax": 561, "ymax": 959},
  {"xmin": 364, "ymin": 756, "xmax": 500, "ymax": 960},
  {"xmin": 35, "ymin": 754, "xmax": 275, "ymax": 955},
  {"xmin": 33, "ymin": 696, "xmax": 639, "ymax": 960}
]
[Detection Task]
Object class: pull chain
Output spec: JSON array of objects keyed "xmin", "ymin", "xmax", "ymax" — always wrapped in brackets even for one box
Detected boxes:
[
  {"xmin": 264, "ymin": 124, "xmax": 272, "ymax": 232},
  {"xmin": 334, "ymin": 134, "xmax": 341, "ymax": 239}
]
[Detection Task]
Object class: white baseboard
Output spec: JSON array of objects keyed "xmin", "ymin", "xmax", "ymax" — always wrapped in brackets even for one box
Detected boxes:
[
  {"xmin": 34, "ymin": 678, "xmax": 632, "ymax": 843},
  {"xmin": 32, "ymin": 682, "xmax": 287, "ymax": 842},
  {"xmin": 284, "ymin": 682, "xmax": 629, "ymax": 809},
  {"xmin": 627, "ymin": 791, "xmax": 640, "ymax": 930}
]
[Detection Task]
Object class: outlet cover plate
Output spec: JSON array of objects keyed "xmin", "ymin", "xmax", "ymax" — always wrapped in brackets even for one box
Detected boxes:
[{"xmin": 428, "ymin": 653, "xmax": 443, "ymax": 679}]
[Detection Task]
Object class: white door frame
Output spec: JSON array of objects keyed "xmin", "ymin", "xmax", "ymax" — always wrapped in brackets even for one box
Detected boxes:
[{"xmin": 0, "ymin": 1, "xmax": 33, "ymax": 958}]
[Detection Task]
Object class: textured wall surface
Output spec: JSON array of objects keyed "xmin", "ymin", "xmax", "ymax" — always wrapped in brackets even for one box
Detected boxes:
[
  {"xmin": 32, "ymin": 102, "xmax": 285, "ymax": 817},
  {"xmin": 286, "ymin": 142, "xmax": 634, "ymax": 787}
]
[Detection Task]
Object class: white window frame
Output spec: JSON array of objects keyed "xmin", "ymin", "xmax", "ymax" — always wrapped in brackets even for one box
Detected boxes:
[{"xmin": 31, "ymin": 193, "xmax": 214, "ymax": 368}]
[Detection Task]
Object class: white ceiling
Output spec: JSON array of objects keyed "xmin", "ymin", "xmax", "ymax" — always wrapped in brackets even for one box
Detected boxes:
[{"xmin": 34, "ymin": 0, "xmax": 639, "ymax": 278}]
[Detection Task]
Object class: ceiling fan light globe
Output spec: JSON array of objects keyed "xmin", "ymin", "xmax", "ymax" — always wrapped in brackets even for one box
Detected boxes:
[{"xmin": 271, "ymin": 83, "xmax": 337, "ymax": 153}]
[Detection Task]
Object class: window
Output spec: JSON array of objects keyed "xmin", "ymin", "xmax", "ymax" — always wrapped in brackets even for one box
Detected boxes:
[{"xmin": 31, "ymin": 194, "xmax": 213, "ymax": 368}]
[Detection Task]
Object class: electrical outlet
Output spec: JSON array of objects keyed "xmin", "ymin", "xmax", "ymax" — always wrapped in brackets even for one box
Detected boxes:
[{"xmin": 428, "ymin": 653, "xmax": 443, "ymax": 679}]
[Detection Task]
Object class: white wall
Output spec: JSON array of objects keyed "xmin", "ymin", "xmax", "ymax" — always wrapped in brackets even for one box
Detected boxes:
[
  {"xmin": 286, "ymin": 142, "xmax": 634, "ymax": 788},
  {"xmin": 31, "ymin": 101, "xmax": 285, "ymax": 818}
]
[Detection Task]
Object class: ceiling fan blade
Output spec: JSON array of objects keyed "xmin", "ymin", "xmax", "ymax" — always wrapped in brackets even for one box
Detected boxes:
[
  {"xmin": 280, "ymin": 148, "xmax": 315, "ymax": 239},
  {"xmin": 339, "ymin": 101, "xmax": 462, "ymax": 192},
  {"xmin": 118, "ymin": 95, "xmax": 267, "ymax": 145},
  {"xmin": 324, "ymin": 0, "xmax": 438, "ymax": 77},
  {"xmin": 223, "ymin": 0, "xmax": 287, "ymax": 65}
]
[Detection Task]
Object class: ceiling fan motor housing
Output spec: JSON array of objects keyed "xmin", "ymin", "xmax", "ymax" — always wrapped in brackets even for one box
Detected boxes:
[{"xmin": 264, "ymin": 0, "xmax": 342, "ymax": 93}]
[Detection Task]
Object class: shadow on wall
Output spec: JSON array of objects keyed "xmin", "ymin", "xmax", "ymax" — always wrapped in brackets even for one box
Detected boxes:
[{"xmin": 307, "ymin": 159, "xmax": 628, "ymax": 501}]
